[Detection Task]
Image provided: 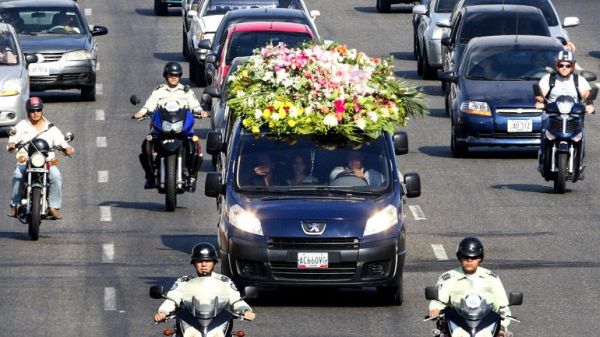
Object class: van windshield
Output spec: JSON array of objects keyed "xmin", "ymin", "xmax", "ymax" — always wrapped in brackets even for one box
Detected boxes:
[{"xmin": 234, "ymin": 134, "xmax": 392, "ymax": 194}]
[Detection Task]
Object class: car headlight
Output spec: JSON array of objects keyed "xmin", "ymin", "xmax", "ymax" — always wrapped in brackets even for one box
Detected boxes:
[
  {"xmin": 30, "ymin": 153, "xmax": 46, "ymax": 167},
  {"xmin": 228, "ymin": 204, "xmax": 263, "ymax": 236},
  {"xmin": 65, "ymin": 50, "xmax": 92, "ymax": 61},
  {"xmin": 161, "ymin": 121, "xmax": 183, "ymax": 132},
  {"xmin": 364, "ymin": 205, "xmax": 398, "ymax": 236},
  {"xmin": 460, "ymin": 101, "xmax": 492, "ymax": 116},
  {"xmin": 0, "ymin": 78, "xmax": 22, "ymax": 96}
]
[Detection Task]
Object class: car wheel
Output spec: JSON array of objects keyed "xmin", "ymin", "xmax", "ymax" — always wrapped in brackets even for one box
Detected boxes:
[
  {"xmin": 445, "ymin": 91, "xmax": 451, "ymax": 116},
  {"xmin": 81, "ymin": 85, "xmax": 96, "ymax": 101},
  {"xmin": 376, "ymin": 0, "xmax": 391, "ymax": 13},
  {"xmin": 154, "ymin": 0, "xmax": 168, "ymax": 16},
  {"xmin": 422, "ymin": 46, "xmax": 437, "ymax": 80},
  {"xmin": 377, "ymin": 270, "xmax": 404, "ymax": 306},
  {"xmin": 412, "ymin": 31, "xmax": 419, "ymax": 60},
  {"xmin": 192, "ymin": 61, "xmax": 206, "ymax": 87},
  {"xmin": 451, "ymin": 121, "xmax": 468, "ymax": 158}
]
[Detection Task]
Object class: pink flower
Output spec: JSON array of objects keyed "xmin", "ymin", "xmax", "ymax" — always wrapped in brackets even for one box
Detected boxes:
[{"xmin": 334, "ymin": 99, "xmax": 345, "ymax": 113}]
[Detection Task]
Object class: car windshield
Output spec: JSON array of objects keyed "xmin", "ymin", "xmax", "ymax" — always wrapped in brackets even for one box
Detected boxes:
[
  {"xmin": 226, "ymin": 31, "xmax": 312, "ymax": 64},
  {"xmin": 459, "ymin": 11, "xmax": 549, "ymax": 43},
  {"xmin": 437, "ymin": 0, "xmax": 459, "ymax": 13},
  {"xmin": 0, "ymin": 30, "xmax": 19, "ymax": 65},
  {"xmin": 465, "ymin": 46, "xmax": 557, "ymax": 80},
  {"xmin": 0, "ymin": 8, "xmax": 85, "ymax": 35},
  {"xmin": 459, "ymin": 0, "xmax": 558, "ymax": 26},
  {"xmin": 234, "ymin": 133, "xmax": 391, "ymax": 195},
  {"xmin": 205, "ymin": 0, "xmax": 300, "ymax": 16}
]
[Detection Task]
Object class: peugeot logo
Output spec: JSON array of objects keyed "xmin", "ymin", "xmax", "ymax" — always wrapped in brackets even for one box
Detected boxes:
[{"xmin": 301, "ymin": 222, "xmax": 326, "ymax": 235}]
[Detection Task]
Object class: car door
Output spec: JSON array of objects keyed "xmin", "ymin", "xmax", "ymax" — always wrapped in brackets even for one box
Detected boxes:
[{"xmin": 187, "ymin": 0, "xmax": 206, "ymax": 58}]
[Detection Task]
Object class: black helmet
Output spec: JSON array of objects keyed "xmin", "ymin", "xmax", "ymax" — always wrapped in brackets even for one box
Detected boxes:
[
  {"xmin": 26, "ymin": 96, "xmax": 44, "ymax": 112},
  {"xmin": 28, "ymin": 138, "xmax": 50, "ymax": 155},
  {"xmin": 190, "ymin": 242, "xmax": 219, "ymax": 264},
  {"xmin": 163, "ymin": 61, "xmax": 183, "ymax": 78},
  {"xmin": 456, "ymin": 237, "xmax": 484, "ymax": 260}
]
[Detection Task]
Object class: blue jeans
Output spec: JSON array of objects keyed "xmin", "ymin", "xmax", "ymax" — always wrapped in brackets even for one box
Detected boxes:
[{"xmin": 11, "ymin": 164, "xmax": 63, "ymax": 209}]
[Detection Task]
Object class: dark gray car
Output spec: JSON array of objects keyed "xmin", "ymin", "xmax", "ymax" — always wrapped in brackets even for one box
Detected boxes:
[{"xmin": 0, "ymin": 0, "xmax": 108, "ymax": 101}]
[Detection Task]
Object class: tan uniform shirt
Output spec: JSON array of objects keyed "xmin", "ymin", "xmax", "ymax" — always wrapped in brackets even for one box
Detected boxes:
[
  {"xmin": 428, "ymin": 266, "xmax": 511, "ymax": 327},
  {"xmin": 141, "ymin": 83, "xmax": 202, "ymax": 114}
]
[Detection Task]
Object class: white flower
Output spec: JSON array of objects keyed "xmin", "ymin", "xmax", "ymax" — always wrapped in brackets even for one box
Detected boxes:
[
  {"xmin": 275, "ymin": 69, "xmax": 289, "ymax": 84},
  {"xmin": 305, "ymin": 106, "xmax": 314, "ymax": 115},
  {"xmin": 289, "ymin": 106, "xmax": 298, "ymax": 118},
  {"xmin": 355, "ymin": 118, "xmax": 366, "ymax": 130},
  {"xmin": 282, "ymin": 77, "xmax": 294, "ymax": 88},
  {"xmin": 367, "ymin": 111, "xmax": 378, "ymax": 122},
  {"xmin": 271, "ymin": 112, "xmax": 280, "ymax": 121},
  {"xmin": 245, "ymin": 97, "xmax": 255, "ymax": 107},
  {"xmin": 254, "ymin": 109, "xmax": 263, "ymax": 119},
  {"xmin": 262, "ymin": 71, "xmax": 274, "ymax": 82},
  {"xmin": 323, "ymin": 114, "xmax": 338, "ymax": 127},
  {"xmin": 236, "ymin": 90, "xmax": 245, "ymax": 98}
]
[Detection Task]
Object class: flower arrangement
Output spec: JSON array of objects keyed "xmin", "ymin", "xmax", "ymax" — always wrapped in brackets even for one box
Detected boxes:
[{"xmin": 226, "ymin": 42, "xmax": 427, "ymax": 142}]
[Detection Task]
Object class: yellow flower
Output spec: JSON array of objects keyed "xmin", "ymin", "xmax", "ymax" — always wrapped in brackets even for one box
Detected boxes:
[
  {"xmin": 273, "ymin": 100, "xmax": 284, "ymax": 110},
  {"xmin": 241, "ymin": 70, "xmax": 249, "ymax": 78},
  {"xmin": 263, "ymin": 110, "xmax": 271, "ymax": 119},
  {"xmin": 242, "ymin": 119, "xmax": 250, "ymax": 127},
  {"xmin": 278, "ymin": 107, "xmax": 287, "ymax": 118},
  {"xmin": 288, "ymin": 120, "xmax": 297, "ymax": 127},
  {"xmin": 269, "ymin": 121, "xmax": 275, "ymax": 128},
  {"xmin": 297, "ymin": 106, "xmax": 304, "ymax": 115},
  {"xmin": 251, "ymin": 126, "xmax": 260, "ymax": 134}
]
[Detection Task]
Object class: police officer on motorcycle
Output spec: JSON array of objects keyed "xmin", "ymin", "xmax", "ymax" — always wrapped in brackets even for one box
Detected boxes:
[
  {"xmin": 428, "ymin": 237, "xmax": 511, "ymax": 337},
  {"xmin": 134, "ymin": 62, "xmax": 208, "ymax": 190},
  {"xmin": 154, "ymin": 243, "xmax": 256, "ymax": 325}
]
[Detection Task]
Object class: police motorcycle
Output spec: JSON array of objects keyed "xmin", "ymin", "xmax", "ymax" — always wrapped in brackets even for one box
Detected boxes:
[
  {"xmin": 130, "ymin": 95, "xmax": 203, "ymax": 211},
  {"xmin": 149, "ymin": 279, "xmax": 257, "ymax": 337},
  {"xmin": 7, "ymin": 127, "xmax": 73, "ymax": 241},
  {"xmin": 424, "ymin": 286, "xmax": 522, "ymax": 337},
  {"xmin": 534, "ymin": 79, "xmax": 598, "ymax": 194}
]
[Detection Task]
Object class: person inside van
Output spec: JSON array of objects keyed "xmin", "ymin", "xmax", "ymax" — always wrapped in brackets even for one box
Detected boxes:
[
  {"xmin": 250, "ymin": 154, "xmax": 280, "ymax": 187},
  {"xmin": 286, "ymin": 154, "xmax": 318, "ymax": 185},
  {"xmin": 329, "ymin": 151, "xmax": 381, "ymax": 186}
]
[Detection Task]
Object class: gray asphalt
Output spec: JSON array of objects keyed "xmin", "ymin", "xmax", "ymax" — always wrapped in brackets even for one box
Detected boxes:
[{"xmin": 0, "ymin": 0, "xmax": 598, "ymax": 336}]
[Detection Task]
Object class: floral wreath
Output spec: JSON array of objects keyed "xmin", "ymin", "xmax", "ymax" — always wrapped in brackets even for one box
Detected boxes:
[{"xmin": 226, "ymin": 42, "xmax": 427, "ymax": 142}]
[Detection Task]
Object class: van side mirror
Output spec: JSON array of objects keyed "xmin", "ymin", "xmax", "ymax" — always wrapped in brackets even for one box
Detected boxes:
[
  {"xmin": 206, "ymin": 131, "xmax": 223, "ymax": 155},
  {"xmin": 205, "ymin": 172, "xmax": 223, "ymax": 198},
  {"xmin": 580, "ymin": 70, "xmax": 597, "ymax": 83},
  {"xmin": 509, "ymin": 292, "xmax": 523, "ymax": 306},
  {"xmin": 393, "ymin": 131, "xmax": 408, "ymax": 155},
  {"xmin": 404, "ymin": 172, "xmax": 421, "ymax": 198},
  {"xmin": 197, "ymin": 38, "xmax": 211, "ymax": 50},
  {"xmin": 425, "ymin": 286, "xmax": 438, "ymax": 301},
  {"xmin": 438, "ymin": 71, "xmax": 456, "ymax": 83},
  {"xmin": 149, "ymin": 285, "xmax": 164, "ymax": 299},
  {"xmin": 130, "ymin": 95, "xmax": 141, "ymax": 105},
  {"xmin": 441, "ymin": 36, "xmax": 452, "ymax": 47}
]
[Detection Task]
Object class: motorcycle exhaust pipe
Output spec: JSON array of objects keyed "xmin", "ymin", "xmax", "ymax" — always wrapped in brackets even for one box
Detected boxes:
[{"xmin": 160, "ymin": 157, "xmax": 165, "ymax": 188}]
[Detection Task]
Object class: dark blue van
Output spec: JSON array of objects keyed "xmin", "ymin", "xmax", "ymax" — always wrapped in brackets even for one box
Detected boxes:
[{"xmin": 204, "ymin": 121, "xmax": 421, "ymax": 305}]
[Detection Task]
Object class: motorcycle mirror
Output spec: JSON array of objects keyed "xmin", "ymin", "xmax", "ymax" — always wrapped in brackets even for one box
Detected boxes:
[
  {"xmin": 588, "ymin": 87, "xmax": 598, "ymax": 101},
  {"xmin": 533, "ymin": 84, "xmax": 543, "ymax": 97},
  {"xmin": 64, "ymin": 132, "xmax": 74, "ymax": 142},
  {"xmin": 242, "ymin": 286, "xmax": 259, "ymax": 300},
  {"xmin": 149, "ymin": 285, "xmax": 164, "ymax": 299},
  {"xmin": 508, "ymin": 292, "xmax": 523, "ymax": 306},
  {"xmin": 580, "ymin": 70, "xmax": 597, "ymax": 83},
  {"xmin": 7, "ymin": 127, "xmax": 17, "ymax": 137},
  {"xmin": 130, "ymin": 95, "xmax": 141, "ymax": 106},
  {"xmin": 425, "ymin": 286, "xmax": 439, "ymax": 301}
]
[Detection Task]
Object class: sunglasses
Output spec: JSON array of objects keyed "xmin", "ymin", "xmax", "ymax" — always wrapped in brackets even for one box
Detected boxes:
[
  {"xmin": 557, "ymin": 63, "xmax": 573, "ymax": 69},
  {"xmin": 28, "ymin": 109, "xmax": 42, "ymax": 113}
]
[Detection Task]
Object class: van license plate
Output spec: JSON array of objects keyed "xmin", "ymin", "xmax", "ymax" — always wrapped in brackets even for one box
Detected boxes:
[
  {"xmin": 297, "ymin": 252, "xmax": 328, "ymax": 269},
  {"xmin": 28, "ymin": 64, "xmax": 50, "ymax": 76},
  {"xmin": 507, "ymin": 120, "xmax": 532, "ymax": 133}
]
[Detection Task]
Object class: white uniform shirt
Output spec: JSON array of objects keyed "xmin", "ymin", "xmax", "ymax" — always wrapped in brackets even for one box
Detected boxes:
[
  {"xmin": 329, "ymin": 167, "xmax": 371, "ymax": 184},
  {"xmin": 539, "ymin": 73, "xmax": 591, "ymax": 103},
  {"xmin": 8, "ymin": 118, "xmax": 69, "ymax": 161},
  {"xmin": 141, "ymin": 83, "xmax": 202, "ymax": 114}
]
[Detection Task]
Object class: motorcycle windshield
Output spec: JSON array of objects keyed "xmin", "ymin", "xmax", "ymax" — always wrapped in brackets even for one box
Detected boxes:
[
  {"xmin": 450, "ymin": 292, "xmax": 493, "ymax": 322},
  {"xmin": 180, "ymin": 277, "xmax": 231, "ymax": 320}
]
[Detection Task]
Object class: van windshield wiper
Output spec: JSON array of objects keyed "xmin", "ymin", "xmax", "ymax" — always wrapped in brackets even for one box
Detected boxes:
[{"xmin": 312, "ymin": 186, "xmax": 380, "ymax": 196}]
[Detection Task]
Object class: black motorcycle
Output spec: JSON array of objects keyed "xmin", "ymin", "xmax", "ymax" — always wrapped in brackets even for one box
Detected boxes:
[
  {"xmin": 424, "ymin": 286, "xmax": 522, "ymax": 337},
  {"xmin": 534, "ymin": 84, "xmax": 598, "ymax": 193},
  {"xmin": 149, "ymin": 278, "xmax": 256, "ymax": 337},
  {"xmin": 7, "ymin": 128, "xmax": 73, "ymax": 240},
  {"xmin": 130, "ymin": 95, "xmax": 203, "ymax": 211}
]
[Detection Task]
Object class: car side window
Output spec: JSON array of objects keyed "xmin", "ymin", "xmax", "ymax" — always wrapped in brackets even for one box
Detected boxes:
[{"xmin": 450, "ymin": 13, "xmax": 461, "ymax": 44}]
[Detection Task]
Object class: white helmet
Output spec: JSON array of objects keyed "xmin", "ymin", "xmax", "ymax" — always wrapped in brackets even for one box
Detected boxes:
[{"xmin": 556, "ymin": 50, "xmax": 575, "ymax": 64}]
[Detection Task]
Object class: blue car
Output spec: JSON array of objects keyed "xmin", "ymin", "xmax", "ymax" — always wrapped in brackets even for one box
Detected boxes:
[
  {"xmin": 204, "ymin": 121, "xmax": 421, "ymax": 305},
  {"xmin": 439, "ymin": 35, "xmax": 564, "ymax": 157}
]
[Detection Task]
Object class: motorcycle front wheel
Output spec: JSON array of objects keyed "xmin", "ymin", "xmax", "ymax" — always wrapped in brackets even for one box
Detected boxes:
[
  {"xmin": 28, "ymin": 186, "xmax": 42, "ymax": 240},
  {"xmin": 165, "ymin": 153, "xmax": 177, "ymax": 211},
  {"xmin": 554, "ymin": 152, "xmax": 568, "ymax": 194}
]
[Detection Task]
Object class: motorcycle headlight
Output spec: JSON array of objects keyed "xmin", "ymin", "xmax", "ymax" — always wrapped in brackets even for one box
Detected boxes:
[
  {"xmin": 364, "ymin": 205, "xmax": 398, "ymax": 236},
  {"xmin": 65, "ymin": 50, "xmax": 92, "ymax": 61},
  {"xmin": 544, "ymin": 129, "xmax": 555, "ymax": 140},
  {"xmin": 228, "ymin": 204, "xmax": 263, "ymax": 236},
  {"xmin": 572, "ymin": 131, "xmax": 583, "ymax": 142},
  {"xmin": 30, "ymin": 153, "xmax": 46, "ymax": 167},
  {"xmin": 557, "ymin": 100, "xmax": 574, "ymax": 114},
  {"xmin": 460, "ymin": 101, "xmax": 491, "ymax": 116},
  {"xmin": 162, "ymin": 121, "xmax": 183, "ymax": 132},
  {"xmin": 0, "ymin": 79, "xmax": 21, "ymax": 96}
]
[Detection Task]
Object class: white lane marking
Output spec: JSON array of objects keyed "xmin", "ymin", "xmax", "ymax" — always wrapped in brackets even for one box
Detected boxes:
[
  {"xmin": 84, "ymin": 8, "xmax": 92, "ymax": 16},
  {"xmin": 96, "ymin": 136, "xmax": 107, "ymax": 148},
  {"xmin": 96, "ymin": 62, "xmax": 100, "ymax": 71},
  {"xmin": 408, "ymin": 205, "xmax": 426, "ymax": 220},
  {"xmin": 102, "ymin": 242, "xmax": 114, "ymax": 263},
  {"xmin": 100, "ymin": 206, "xmax": 112, "ymax": 222},
  {"xmin": 104, "ymin": 287, "xmax": 116, "ymax": 311},
  {"xmin": 98, "ymin": 170, "xmax": 108, "ymax": 183},
  {"xmin": 96, "ymin": 83, "xmax": 103, "ymax": 95},
  {"xmin": 431, "ymin": 244, "xmax": 449, "ymax": 260},
  {"xmin": 95, "ymin": 109, "xmax": 105, "ymax": 121}
]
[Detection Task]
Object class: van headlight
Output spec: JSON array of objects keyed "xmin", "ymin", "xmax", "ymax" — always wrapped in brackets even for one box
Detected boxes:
[
  {"xmin": 364, "ymin": 205, "xmax": 398, "ymax": 236},
  {"xmin": 30, "ymin": 153, "xmax": 46, "ymax": 167},
  {"xmin": 228, "ymin": 204, "xmax": 263, "ymax": 236},
  {"xmin": 0, "ymin": 79, "xmax": 21, "ymax": 96},
  {"xmin": 162, "ymin": 121, "xmax": 183, "ymax": 132},
  {"xmin": 460, "ymin": 101, "xmax": 491, "ymax": 116},
  {"xmin": 65, "ymin": 50, "xmax": 92, "ymax": 61}
]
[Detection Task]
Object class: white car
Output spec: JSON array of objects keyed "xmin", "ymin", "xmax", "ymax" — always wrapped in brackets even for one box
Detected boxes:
[
  {"xmin": 0, "ymin": 23, "xmax": 36, "ymax": 131},
  {"xmin": 185, "ymin": 0, "xmax": 315, "ymax": 86}
]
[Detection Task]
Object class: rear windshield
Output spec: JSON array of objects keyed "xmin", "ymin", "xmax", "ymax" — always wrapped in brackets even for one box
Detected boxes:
[
  {"xmin": 437, "ymin": 0, "xmax": 459, "ymax": 13},
  {"xmin": 459, "ymin": 0, "xmax": 558, "ymax": 26},
  {"xmin": 226, "ymin": 31, "xmax": 312, "ymax": 64},
  {"xmin": 205, "ymin": 0, "xmax": 301, "ymax": 16},
  {"xmin": 465, "ymin": 46, "xmax": 558, "ymax": 80},
  {"xmin": 459, "ymin": 11, "xmax": 549, "ymax": 43},
  {"xmin": 234, "ymin": 134, "xmax": 392, "ymax": 195}
]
